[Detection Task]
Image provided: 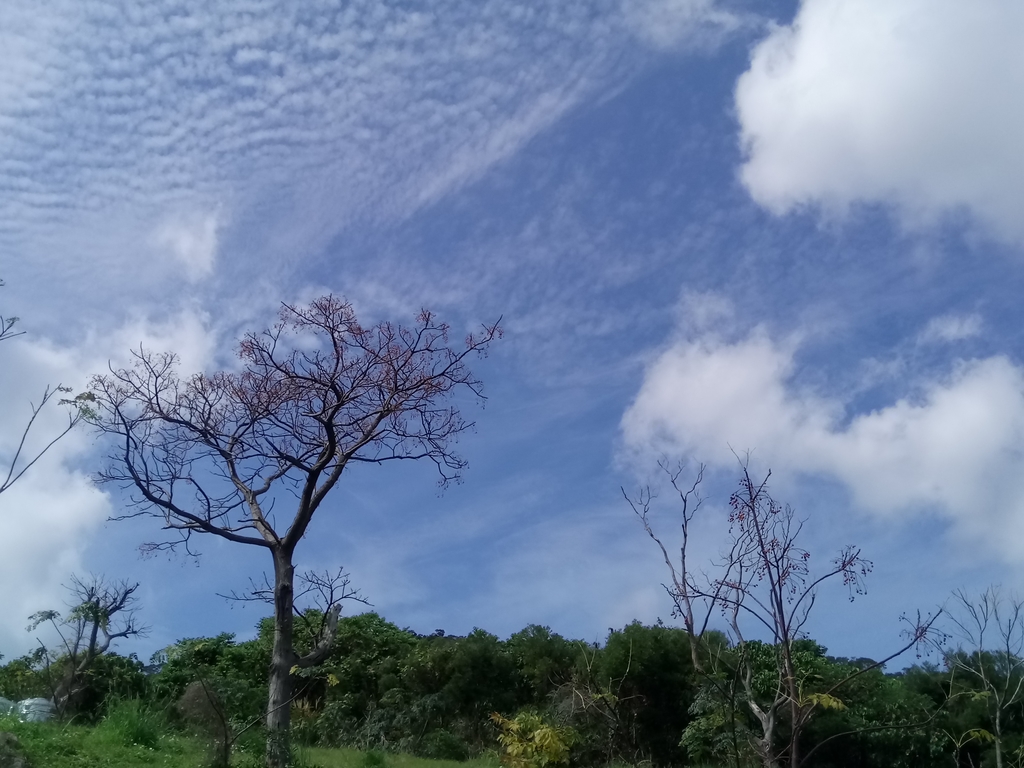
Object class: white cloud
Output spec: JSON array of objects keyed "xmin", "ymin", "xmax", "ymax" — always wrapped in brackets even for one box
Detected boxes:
[
  {"xmin": 919, "ymin": 313, "xmax": 984, "ymax": 344},
  {"xmin": 0, "ymin": 0, "xmax": 748, "ymax": 322},
  {"xmin": 676, "ymin": 289, "xmax": 737, "ymax": 333},
  {"xmin": 153, "ymin": 211, "xmax": 221, "ymax": 282},
  {"xmin": 0, "ymin": 338, "xmax": 111, "ymax": 656},
  {"xmin": 0, "ymin": 0, "xmax": 647, "ymax": 313},
  {"xmin": 622, "ymin": 312, "xmax": 1024, "ymax": 560},
  {"xmin": 0, "ymin": 465, "xmax": 110, "ymax": 657},
  {"xmin": 113, "ymin": 310, "xmax": 218, "ymax": 374},
  {"xmin": 735, "ymin": 0, "xmax": 1024, "ymax": 241},
  {"xmin": 0, "ymin": 307, "xmax": 221, "ymax": 655},
  {"xmin": 622, "ymin": 0, "xmax": 745, "ymax": 52}
]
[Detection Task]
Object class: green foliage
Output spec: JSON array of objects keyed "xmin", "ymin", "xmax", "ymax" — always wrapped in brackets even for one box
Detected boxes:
[
  {"xmin": 306, "ymin": 615, "xmax": 526, "ymax": 753},
  {"xmin": 560, "ymin": 622, "xmax": 696, "ymax": 767},
  {"xmin": 234, "ymin": 747, "xmax": 327, "ymax": 768},
  {"xmin": 490, "ymin": 711, "xmax": 576, "ymax": 768},
  {"xmin": 150, "ymin": 632, "xmax": 268, "ymax": 730},
  {"xmin": 505, "ymin": 626, "xmax": 577, "ymax": 704},
  {"xmin": 799, "ymin": 658, "xmax": 939, "ymax": 768},
  {"xmin": 601, "ymin": 622, "xmax": 696, "ymax": 766},
  {"xmin": 425, "ymin": 628, "xmax": 520, "ymax": 746},
  {"xmin": 13, "ymin": 611, "xmax": 1024, "ymax": 768},
  {"xmin": 74, "ymin": 652, "xmax": 149, "ymax": 722},
  {"xmin": 0, "ymin": 711, "xmax": 205, "ymax": 767},
  {"xmin": 0, "ymin": 707, "xmax": 496, "ymax": 768},
  {"xmin": 420, "ymin": 729, "xmax": 471, "ymax": 761},
  {"xmin": 800, "ymin": 691, "xmax": 846, "ymax": 711},
  {"xmin": 0, "ymin": 650, "xmax": 49, "ymax": 701},
  {"xmin": 681, "ymin": 681, "xmax": 754, "ymax": 767},
  {"xmin": 301, "ymin": 747, "xmax": 499, "ymax": 768},
  {"xmin": 0, "ymin": 648, "xmax": 148, "ymax": 724},
  {"xmin": 97, "ymin": 698, "xmax": 164, "ymax": 748}
]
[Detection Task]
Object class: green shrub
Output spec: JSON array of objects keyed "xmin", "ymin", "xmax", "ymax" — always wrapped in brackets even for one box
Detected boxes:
[
  {"xmin": 491, "ymin": 711, "xmax": 576, "ymax": 768},
  {"xmin": 99, "ymin": 697, "xmax": 164, "ymax": 748},
  {"xmin": 362, "ymin": 748, "xmax": 389, "ymax": 768},
  {"xmin": 420, "ymin": 729, "xmax": 471, "ymax": 761},
  {"xmin": 292, "ymin": 700, "xmax": 322, "ymax": 746},
  {"xmin": 293, "ymin": 748, "xmax": 328, "ymax": 768},
  {"xmin": 314, "ymin": 698, "xmax": 359, "ymax": 747}
]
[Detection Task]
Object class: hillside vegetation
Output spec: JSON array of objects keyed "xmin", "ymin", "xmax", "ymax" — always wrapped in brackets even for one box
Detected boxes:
[{"xmin": 0, "ymin": 611, "xmax": 1014, "ymax": 767}]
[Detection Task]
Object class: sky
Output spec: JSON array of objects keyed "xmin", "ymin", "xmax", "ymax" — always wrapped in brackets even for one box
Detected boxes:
[{"xmin": 3, "ymin": 0, "xmax": 1024, "ymax": 668}]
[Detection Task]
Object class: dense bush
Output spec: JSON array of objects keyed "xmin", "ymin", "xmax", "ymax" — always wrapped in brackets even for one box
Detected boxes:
[{"xmin": 151, "ymin": 632, "xmax": 269, "ymax": 731}]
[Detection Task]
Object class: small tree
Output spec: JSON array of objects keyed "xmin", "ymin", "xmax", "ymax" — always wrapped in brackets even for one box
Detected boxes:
[
  {"xmin": 491, "ymin": 710, "xmax": 576, "ymax": 768},
  {"xmin": 627, "ymin": 461, "xmax": 937, "ymax": 768},
  {"xmin": 28, "ymin": 575, "xmax": 145, "ymax": 718},
  {"xmin": 943, "ymin": 587, "xmax": 1024, "ymax": 768},
  {"xmin": 91, "ymin": 295, "xmax": 500, "ymax": 767},
  {"xmin": 0, "ymin": 278, "xmax": 92, "ymax": 496}
]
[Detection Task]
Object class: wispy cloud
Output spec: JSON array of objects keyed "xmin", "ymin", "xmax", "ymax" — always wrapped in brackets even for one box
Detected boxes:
[
  {"xmin": 0, "ymin": 0, "xmax": 663, "ymax": 317},
  {"xmin": 918, "ymin": 313, "xmax": 984, "ymax": 344},
  {"xmin": 622, "ymin": 0, "xmax": 748, "ymax": 52}
]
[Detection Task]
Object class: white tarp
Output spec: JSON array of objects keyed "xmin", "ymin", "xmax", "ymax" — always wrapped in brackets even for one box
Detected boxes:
[{"xmin": 15, "ymin": 698, "xmax": 54, "ymax": 723}]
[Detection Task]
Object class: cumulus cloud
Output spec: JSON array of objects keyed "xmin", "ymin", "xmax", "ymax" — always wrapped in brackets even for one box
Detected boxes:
[
  {"xmin": 735, "ymin": 0, "xmax": 1024, "ymax": 241},
  {"xmin": 0, "ymin": 306, "xmax": 220, "ymax": 655},
  {"xmin": 0, "ymin": 465, "xmax": 110, "ymax": 656},
  {"xmin": 0, "ymin": 338, "xmax": 111, "ymax": 655},
  {"xmin": 622, "ymin": 311, "xmax": 1024, "ymax": 560}
]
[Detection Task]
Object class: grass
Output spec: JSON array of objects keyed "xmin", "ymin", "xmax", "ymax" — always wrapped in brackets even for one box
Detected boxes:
[
  {"xmin": 0, "ymin": 711, "xmax": 206, "ymax": 767},
  {"xmin": 0, "ymin": 715, "xmax": 503, "ymax": 768},
  {"xmin": 101, "ymin": 699, "xmax": 165, "ymax": 749},
  {"xmin": 301, "ymin": 747, "xmax": 499, "ymax": 768}
]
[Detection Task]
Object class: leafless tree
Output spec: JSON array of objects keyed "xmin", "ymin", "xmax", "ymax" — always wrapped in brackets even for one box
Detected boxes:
[
  {"xmin": 28, "ymin": 575, "xmax": 146, "ymax": 718},
  {"xmin": 626, "ymin": 460, "xmax": 938, "ymax": 768},
  {"xmin": 942, "ymin": 587, "xmax": 1024, "ymax": 768},
  {"xmin": 90, "ymin": 295, "xmax": 500, "ymax": 768},
  {"xmin": 0, "ymin": 279, "xmax": 93, "ymax": 496}
]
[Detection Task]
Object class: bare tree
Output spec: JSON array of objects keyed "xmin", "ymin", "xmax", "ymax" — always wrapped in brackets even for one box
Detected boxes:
[
  {"xmin": 627, "ymin": 461, "xmax": 938, "ymax": 768},
  {"xmin": 28, "ymin": 575, "xmax": 145, "ymax": 718},
  {"xmin": 90, "ymin": 295, "xmax": 500, "ymax": 768},
  {"xmin": 942, "ymin": 587, "xmax": 1024, "ymax": 768},
  {"xmin": 0, "ymin": 279, "xmax": 93, "ymax": 496}
]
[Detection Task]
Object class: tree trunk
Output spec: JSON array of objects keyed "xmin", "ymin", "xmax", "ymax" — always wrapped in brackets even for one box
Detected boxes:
[
  {"xmin": 746, "ymin": 699, "xmax": 778, "ymax": 768},
  {"xmin": 266, "ymin": 550, "xmax": 296, "ymax": 768},
  {"xmin": 53, "ymin": 652, "xmax": 93, "ymax": 719},
  {"xmin": 53, "ymin": 662, "xmax": 77, "ymax": 719},
  {"xmin": 789, "ymin": 700, "xmax": 801, "ymax": 768},
  {"xmin": 995, "ymin": 704, "xmax": 1003, "ymax": 768},
  {"xmin": 786, "ymin": 676, "xmax": 802, "ymax": 768}
]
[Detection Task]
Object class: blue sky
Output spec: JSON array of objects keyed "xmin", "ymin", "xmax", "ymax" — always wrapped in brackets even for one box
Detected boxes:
[{"xmin": 2, "ymin": 0, "xmax": 1024, "ymax": 667}]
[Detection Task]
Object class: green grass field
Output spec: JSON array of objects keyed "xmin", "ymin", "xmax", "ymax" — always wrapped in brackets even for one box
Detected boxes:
[
  {"xmin": 0, "ymin": 714, "xmax": 208, "ymax": 767},
  {"xmin": 0, "ymin": 708, "xmax": 502, "ymax": 768}
]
